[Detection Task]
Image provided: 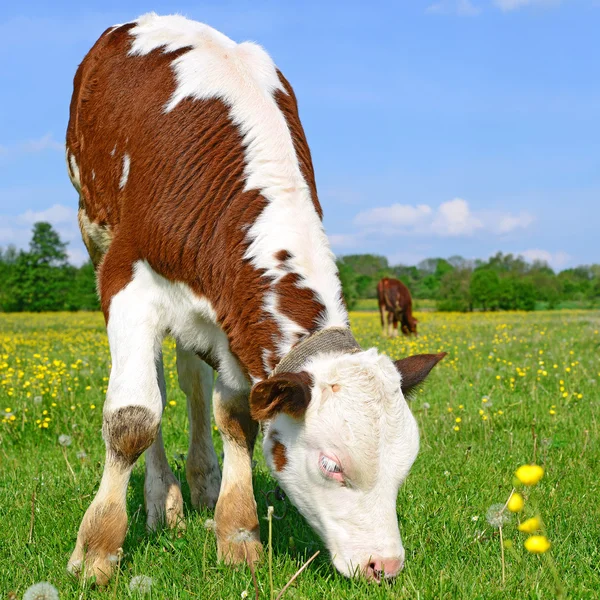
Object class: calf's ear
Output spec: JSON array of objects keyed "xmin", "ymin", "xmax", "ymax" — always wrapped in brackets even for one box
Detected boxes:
[
  {"xmin": 249, "ymin": 371, "xmax": 312, "ymax": 421},
  {"xmin": 394, "ymin": 352, "xmax": 446, "ymax": 396}
]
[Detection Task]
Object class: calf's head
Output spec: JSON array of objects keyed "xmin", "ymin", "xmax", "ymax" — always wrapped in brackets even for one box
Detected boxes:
[{"xmin": 250, "ymin": 348, "xmax": 445, "ymax": 581}]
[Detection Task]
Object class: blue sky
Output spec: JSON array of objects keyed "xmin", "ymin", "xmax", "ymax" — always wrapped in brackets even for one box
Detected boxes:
[{"xmin": 1, "ymin": 0, "xmax": 598, "ymax": 269}]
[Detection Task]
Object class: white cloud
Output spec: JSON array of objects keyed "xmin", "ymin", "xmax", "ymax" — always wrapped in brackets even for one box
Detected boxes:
[
  {"xmin": 518, "ymin": 249, "xmax": 571, "ymax": 269},
  {"xmin": 328, "ymin": 233, "xmax": 362, "ymax": 248},
  {"xmin": 495, "ymin": 211, "xmax": 535, "ymax": 234},
  {"xmin": 19, "ymin": 133, "xmax": 64, "ymax": 153},
  {"xmin": 431, "ymin": 198, "xmax": 483, "ymax": 236},
  {"xmin": 19, "ymin": 204, "xmax": 75, "ymax": 225},
  {"xmin": 427, "ymin": 0, "xmax": 482, "ymax": 16},
  {"xmin": 494, "ymin": 0, "xmax": 561, "ymax": 11},
  {"xmin": 0, "ymin": 203, "xmax": 89, "ymax": 266},
  {"xmin": 355, "ymin": 203, "xmax": 433, "ymax": 228},
  {"xmin": 0, "ymin": 133, "xmax": 64, "ymax": 157},
  {"xmin": 353, "ymin": 197, "xmax": 529, "ymax": 238}
]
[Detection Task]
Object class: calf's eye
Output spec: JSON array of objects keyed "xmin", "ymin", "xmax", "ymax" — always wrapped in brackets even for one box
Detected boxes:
[{"xmin": 319, "ymin": 453, "xmax": 342, "ymax": 475}]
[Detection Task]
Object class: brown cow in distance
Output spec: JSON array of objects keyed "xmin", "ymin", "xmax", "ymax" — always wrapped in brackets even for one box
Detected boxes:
[{"xmin": 377, "ymin": 278, "xmax": 418, "ymax": 337}]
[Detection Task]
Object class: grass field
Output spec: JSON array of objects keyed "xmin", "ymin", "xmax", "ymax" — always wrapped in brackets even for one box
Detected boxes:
[{"xmin": 1, "ymin": 310, "xmax": 599, "ymax": 599}]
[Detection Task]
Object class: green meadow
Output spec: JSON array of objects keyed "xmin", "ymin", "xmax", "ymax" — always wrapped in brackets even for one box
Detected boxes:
[{"xmin": 1, "ymin": 310, "xmax": 598, "ymax": 598}]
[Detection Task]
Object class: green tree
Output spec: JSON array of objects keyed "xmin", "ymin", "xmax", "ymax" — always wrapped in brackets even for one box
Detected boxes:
[
  {"xmin": 336, "ymin": 259, "xmax": 358, "ymax": 310},
  {"xmin": 470, "ymin": 269, "xmax": 500, "ymax": 311},
  {"xmin": 6, "ymin": 222, "xmax": 73, "ymax": 312},
  {"xmin": 66, "ymin": 261, "xmax": 100, "ymax": 311},
  {"xmin": 438, "ymin": 268, "xmax": 472, "ymax": 312}
]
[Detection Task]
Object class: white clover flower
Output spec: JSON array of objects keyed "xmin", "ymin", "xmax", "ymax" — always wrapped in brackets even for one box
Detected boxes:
[
  {"xmin": 129, "ymin": 575, "xmax": 153, "ymax": 595},
  {"xmin": 58, "ymin": 434, "xmax": 72, "ymax": 447},
  {"xmin": 486, "ymin": 503, "xmax": 511, "ymax": 528},
  {"xmin": 23, "ymin": 582, "xmax": 59, "ymax": 600}
]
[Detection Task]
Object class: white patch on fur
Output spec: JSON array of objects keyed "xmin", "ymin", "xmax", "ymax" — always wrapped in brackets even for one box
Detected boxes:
[
  {"xmin": 128, "ymin": 13, "xmax": 347, "ymax": 361},
  {"xmin": 106, "ymin": 260, "xmax": 248, "ymax": 398},
  {"xmin": 119, "ymin": 153, "xmax": 130, "ymax": 189},
  {"xmin": 263, "ymin": 349, "xmax": 419, "ymax": 577},
  {"xmin": 67, "ymin": 150, "xmax": 81, "ymax": 191}
]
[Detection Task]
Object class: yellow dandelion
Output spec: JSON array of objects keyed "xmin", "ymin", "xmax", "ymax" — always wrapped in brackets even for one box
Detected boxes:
[
  {"xmin": 455, "ymin": 417, "xmax": 462, "ymax": 423},
  {"xmin": 507, "ymin": 492, "xmax": 524, "ymax": 513},
  {"xmin": 515, "ymin": 465, "xmax": 544, "ymax": 486},
  {"xmin": 524, "ymin": 535, "xmax": 550, "ymax": 554},
  {"xmin": 549, "ymin": 409, "xmax": 556, "ymax": 415},
  {"xmin": 453, "ymin": 426, "xmax": 460, "ymax": 431},
  {"xmin": 518, "ymin": 517, "xmax": 541, "ymax": 533},
  {"xmin": 169, "ymin": 400, "xmax": 176, "ymax": 407}
]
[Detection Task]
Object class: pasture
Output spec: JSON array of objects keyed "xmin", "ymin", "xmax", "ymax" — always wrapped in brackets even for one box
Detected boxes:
[{"xmin": 1, "ymin": 310, "xmax": 598, "ymax": 599}]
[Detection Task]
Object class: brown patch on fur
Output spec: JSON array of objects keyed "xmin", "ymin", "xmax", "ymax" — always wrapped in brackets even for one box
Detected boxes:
[
  {"xmin": 271, "ymin": 439, "xmax": 287, "ymax": 471},
  {"xmin": 274, "ymin": 272, "xmax": 326, "ymax": 333},
  {"xmin": 394, "ymin": 352, "xmax": 447, "ymax": 396},
  {"xmin": 214, "ymin": 402, "xmax": 259, "ymax": 454},
  {"xmin": 378, "ymin": 278, "xmax": 418, "ymax": 336},
  {"xmin": 249, "ymin": 371, "xmax": 313, "ymax": 421},
  {"xmin": 103, "ymin": 405, "xmax": 159, "ymax": 466},
  {"xmin": 275, "ymin": 70, "xmax": 322, "ymax": 220},
  {"xmin": 274, "ymin": 249, "xmax": 293, "ymax": 263}
]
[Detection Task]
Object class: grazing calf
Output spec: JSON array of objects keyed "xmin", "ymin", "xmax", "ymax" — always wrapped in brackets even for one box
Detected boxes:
[
  {"xmin": 66, "ymin": 14, "xmax": 444, "ymax": 585},
  {"xmin": 378, "ymin": 278, "xmax": 418, "ymax": 337}
]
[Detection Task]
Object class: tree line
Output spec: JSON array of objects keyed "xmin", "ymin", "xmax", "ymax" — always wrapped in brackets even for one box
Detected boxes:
[
  {"xmin": 337, "ymin": 253, "xmax": 600, "ymax": 311},
  {"xmin": 1, "ymin": 223, "xmax": 599, "ymax": 312},
  {"xmin": 0, "ymin": 222, "xmax": 98, "ymax": 312}
]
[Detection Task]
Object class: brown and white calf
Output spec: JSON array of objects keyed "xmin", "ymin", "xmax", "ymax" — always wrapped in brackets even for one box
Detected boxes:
[
  {"xmin": 377, "ymin": 278, "xmax": 418, "ymax": 337},
  {"xmin": 66, "ymin": 13, "xmax": 444, "ymax": 585}
]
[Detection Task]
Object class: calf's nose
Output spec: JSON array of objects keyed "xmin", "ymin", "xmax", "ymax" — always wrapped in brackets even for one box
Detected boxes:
[{"xmin": 365, "ymin": 557, "xmax": 403, "ymax": 582}]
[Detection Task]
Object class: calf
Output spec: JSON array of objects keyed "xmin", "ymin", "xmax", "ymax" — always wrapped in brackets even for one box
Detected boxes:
[
  {"xmin": 66, "ymin": 13, "xmax": 444, "ymax": 585},
  {"xmin": 378, "ymin": 278, "xmax": 418, "ymax": 337}
]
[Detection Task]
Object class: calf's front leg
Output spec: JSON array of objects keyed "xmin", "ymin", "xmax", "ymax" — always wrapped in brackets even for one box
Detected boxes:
[{"xmin": 213, "ymin": 378, "xmax": 262, "ymax": 564}]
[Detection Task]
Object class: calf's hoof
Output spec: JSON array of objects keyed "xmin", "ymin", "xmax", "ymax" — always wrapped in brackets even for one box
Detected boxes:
[
  {"xmin": 145, "ymin": 476, "xmax": 186, "ymax": 532},
  {"xmin": 67, "ymin": 549, "xmax": 119, "ymax": 587},
  {"xmin": 217, "ymin": 530, "xmax": 263, "ymax": 566}
]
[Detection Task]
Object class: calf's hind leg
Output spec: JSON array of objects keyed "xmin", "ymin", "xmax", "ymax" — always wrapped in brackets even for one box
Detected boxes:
[
  {"xmin": 144, "ymin": 352, "xmax": 185, "ymax": 531},
  {"xmin": 176, "ymin": 344, "xmax": 221, "ymax": 509},
  {"xmin": 68, "ymin": 277, "xmax": 164, "ymax": 585},
  {"xmin": 213, "ymin": 378, "xmax": 262, "ymax": 564}
]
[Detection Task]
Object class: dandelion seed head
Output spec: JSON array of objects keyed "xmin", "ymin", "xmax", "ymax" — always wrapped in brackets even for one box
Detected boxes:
[
  {"xmin": 422, "ymin": 402, "xmax": 431, "ymax": 410},
  {"xmin": 129, "ymin": 575, "xmax": 153, "ymax": 595},
  {"xmin": 231, "ymin": 528, "xmax": 255, "ymax": 543},
  {"xmin": 486, "ymin": 503, "xmax": 511, "ymax": 528},
  {"xmin": 58, "ymin": 434, "xmax": 72, "ymax": 447},
  {"xmin": 33, "ymin": 396, "xmax": 43, "ymax": 405},
  {"xmin": 204, "ymin": 519, "xmax": 216, "ymax": 531},
  {"xmin": 23, "ymin": 582, "xmax": 59, "ymax": 600},
  {"xmin": 76, "ymin": 450, "xmax": 87, "ymax": 460}
]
